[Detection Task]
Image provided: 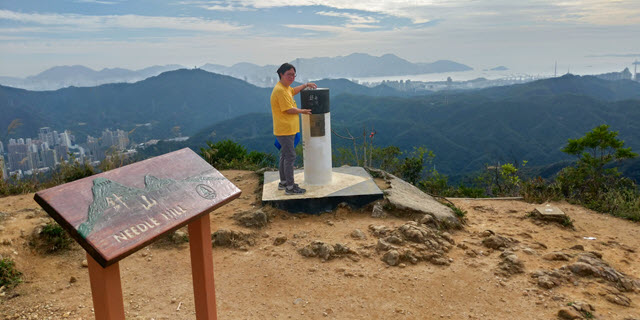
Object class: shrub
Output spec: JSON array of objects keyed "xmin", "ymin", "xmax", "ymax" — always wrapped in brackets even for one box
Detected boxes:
[
  {"xmin": 0, "ymin": 258, "xmax": 22, "ymax": 288},
  {"xmin": 522, "ymin": 177, "xmax": 562, "ymax": 203},
  {"xmin": 52, "ymin": 154, "xmax": 96, "ymax": 184},
  {"xmin": 30, "ymin": 222, "xmax": 73, "ymax": 253},
  {"xmin": 200, "ymin": 139, "xmax": 276, "ymax": 170}
]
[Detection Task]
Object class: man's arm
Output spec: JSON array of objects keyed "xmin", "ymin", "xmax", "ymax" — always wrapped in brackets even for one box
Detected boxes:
[
  {"xmin": 293, "ymin": 82, "xmax": 318, "ymax": 95},
  {"xmin": 285, "ymin": 108, "xmax": 311, "ymax": 115}
]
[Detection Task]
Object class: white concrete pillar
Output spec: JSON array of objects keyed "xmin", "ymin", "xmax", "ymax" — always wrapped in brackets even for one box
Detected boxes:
[{"xmin": 301, "ymin": 88, "xmax": 332, "ymax": 185}]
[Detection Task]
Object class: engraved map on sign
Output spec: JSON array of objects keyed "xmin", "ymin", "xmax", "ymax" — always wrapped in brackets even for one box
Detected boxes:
[{"xmin": 78, "ymin": 173, "xmax": 223, "ymax": 238}]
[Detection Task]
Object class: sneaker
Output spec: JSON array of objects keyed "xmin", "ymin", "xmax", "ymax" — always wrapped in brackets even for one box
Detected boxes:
[
  {"xmin": 285, "ymin": 185, "xmax": 306, "ymax": 195},
  {"xmin": 278, "ymin": 182, "xmax": 298, "ymax": 190}
]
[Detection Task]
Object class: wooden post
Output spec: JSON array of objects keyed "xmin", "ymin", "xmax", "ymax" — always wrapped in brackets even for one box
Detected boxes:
[
  {"xmin": 188, "ymin": 213, "xmax": 218, "ymax": 320},
  {"xmin": 87, "ymin": 253, "xmax": 126, "ymax": 320}
]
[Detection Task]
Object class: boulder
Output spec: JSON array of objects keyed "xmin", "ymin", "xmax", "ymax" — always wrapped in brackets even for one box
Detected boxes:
[{"xmin": 383, "ymin": 173, "xmax": 461, "ymax": 228}]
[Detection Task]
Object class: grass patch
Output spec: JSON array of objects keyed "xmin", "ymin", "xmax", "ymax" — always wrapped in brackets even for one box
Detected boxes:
[
  {"xmin": 30, "ymin": 222, "xmax": 73, "ymax": 253},
  {"xmin": 0, "ymin": 258, "xmax": 22, "ymax": 288}
]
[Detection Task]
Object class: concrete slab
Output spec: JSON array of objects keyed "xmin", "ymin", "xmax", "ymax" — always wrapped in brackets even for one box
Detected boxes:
[
  {"xmin": 262, "ymin": 166, "xmax": 383, "ymax": 214},
  {"xmin": 534, "ymin": 205, "xmax": 566, "ymax": 217}
]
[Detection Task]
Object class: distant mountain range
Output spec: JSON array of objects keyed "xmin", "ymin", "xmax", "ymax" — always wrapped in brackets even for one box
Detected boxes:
[
  {"xmin": 201, "ymin": 53, "xmax": 472, "ymax": 85},
  {"xmin": 0, "ymin": 70, "xmax": 415, "ymax": 143},
  {"xmin": 0, "ymin": 65, "xmax": 185, "ymax": 91},
  {"xmin": 0, "ymin": 53, "xmax": 472, "ymax": 90},
  {"xmin": 2, "ymin": 69, "xmax": 640, "ymax": 181}
]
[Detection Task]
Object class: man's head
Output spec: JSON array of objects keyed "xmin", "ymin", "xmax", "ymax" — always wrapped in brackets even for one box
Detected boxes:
[{"xmin": 277, "ymin": 63, "xmax": 296, "ymax": 80}]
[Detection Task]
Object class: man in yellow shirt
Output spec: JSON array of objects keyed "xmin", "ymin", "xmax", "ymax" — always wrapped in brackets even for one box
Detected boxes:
[{"xmin": 271, "ymin": 63, "xmax": 317, "ymax": 195}]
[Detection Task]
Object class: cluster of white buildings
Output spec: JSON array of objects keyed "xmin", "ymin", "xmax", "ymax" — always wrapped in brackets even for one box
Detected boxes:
[{"xmin": 0, "ymin": 127, "xmax": 132, "ymax": 180}]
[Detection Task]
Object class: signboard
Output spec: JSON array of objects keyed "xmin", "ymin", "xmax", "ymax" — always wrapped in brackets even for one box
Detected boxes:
[{"xmin": 34, "ymin": 148, "xmax": 241, "ymax": 267}]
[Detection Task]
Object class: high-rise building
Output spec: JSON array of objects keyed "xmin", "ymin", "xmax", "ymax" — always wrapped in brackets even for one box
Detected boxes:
[
  {"xmin": 54, "ymin": 145, "xmax": 70, "ymax": 162},
  {"xmin": 59, "ymin": 130, "xmax": 72, "ymax": 147},
  {"xmin": 0, "ymin": 155, "xmax": 6, "ymax": 180},
  {"xmin": 39, "ymin": 127, "xmax": 54, "ymax": 146},
  {"xmin": 100, "ymin": 129, "xmax": 129, "ymax": 151},
  {"xmin": 0, "ymin": 140, "xmax": 4, "ymax": 154},
  {"xmin": 8, "ymin": 142, "xmax": 31, "ymax": 171},
  {"xmin": 115, "ymin": 129, "xmax": 129, "ymax": 150},
  {"xmin": 87, "ymin": 135, "xmax": 104, "ymax": 161}
]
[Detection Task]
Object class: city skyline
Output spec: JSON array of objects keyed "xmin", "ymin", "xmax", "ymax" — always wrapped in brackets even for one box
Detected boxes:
[{"xmin": 1, "ymin": 0, "xmax": 639, "ymax": 78}]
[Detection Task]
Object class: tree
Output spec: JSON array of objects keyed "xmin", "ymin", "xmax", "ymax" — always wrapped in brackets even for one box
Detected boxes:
[{"xmin": 559, "ymin": 124, "xmax": 637, "ymax": 197}]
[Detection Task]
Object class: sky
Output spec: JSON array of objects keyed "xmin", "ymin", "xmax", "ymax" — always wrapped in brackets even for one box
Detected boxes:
[{"xmin": 1, "ymin": 0, "xmax": 639, "ymax": 78}]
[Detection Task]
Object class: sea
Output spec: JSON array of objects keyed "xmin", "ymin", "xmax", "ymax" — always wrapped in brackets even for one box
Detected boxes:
[{"xmin": 348, "ymin": 58, "xmax": 638, "ymax": 84}]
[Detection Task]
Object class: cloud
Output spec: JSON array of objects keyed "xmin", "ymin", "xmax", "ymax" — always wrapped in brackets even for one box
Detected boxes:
[
  {"xmin": 220, "ymin": 0, "xmax": 640, "ymax": 25},
  {"xmin": 316, "ymin": 11, "xmax": 379, "ymax": 25},
  {"xmin": 0, "ymin": 9, "xmax": 249, "ymax": 33}
]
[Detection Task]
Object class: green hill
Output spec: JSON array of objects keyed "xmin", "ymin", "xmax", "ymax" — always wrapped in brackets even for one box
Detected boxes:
[{"xmin": 183, "ymin": 75, "xmax": 640, "ymax": 179}]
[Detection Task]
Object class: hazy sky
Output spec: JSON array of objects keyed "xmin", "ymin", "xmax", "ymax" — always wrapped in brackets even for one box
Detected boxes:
[{"xmin": 1, "ymin": 0, "xmax": 639, "ymax": 77}]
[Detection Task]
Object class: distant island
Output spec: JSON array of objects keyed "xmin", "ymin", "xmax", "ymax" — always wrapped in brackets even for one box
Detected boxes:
[{"xmin": 490, "ymin": 66, "xmax": 509, "ymax": 71}]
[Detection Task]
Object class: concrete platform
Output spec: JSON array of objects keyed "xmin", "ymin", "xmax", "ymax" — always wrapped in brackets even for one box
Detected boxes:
[{"xmin": 262, "ymin": 166, "xmax": 384, "ymax": 214}]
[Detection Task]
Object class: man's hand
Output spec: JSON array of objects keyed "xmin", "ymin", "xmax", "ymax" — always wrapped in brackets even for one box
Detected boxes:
[{"xmin": 285, "ymin": 108, "xmax": 312, "ymax": 115}]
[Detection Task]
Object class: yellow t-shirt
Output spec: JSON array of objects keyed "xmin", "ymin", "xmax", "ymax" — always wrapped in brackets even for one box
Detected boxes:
[{"xmin": 270, "ymin": 81, "xmax": 299, "ymax": 136}]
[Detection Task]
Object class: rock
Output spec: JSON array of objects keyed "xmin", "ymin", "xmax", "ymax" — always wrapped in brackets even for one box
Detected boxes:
[
  {"xmin": 273, "ymin": 236, "xmax": 287, "ymax": 246},
  {"xmin": 169, "ymin": 230, "xmax": 188, "ymax": 244},
  {"xmin": 368, "ymin": 225, "xmax": 391, "ymax": 237},
  {"xmin": 384, "ymin": 236, "xmax": 403, "ymax": 245},
  {"xmin": 430, "ymin": 257, "xmax": 450, "ymax": 266},
  {"xmin": 334, "ymin": 243, "xmax": 356, "ymax": 255},
  {"xmin": 603, "ymin": 289, "xmax": 632, "ymax": 307},
  {"xmin": 440, "ymin": 232, "xmax": 455, "ymax": 245},
  {"xmin": 233, "ymin": 209, "xmax": 269, "ymax": 228},
  {"xmin": 570, "ymin": 245, "xmax": 584, "ymax": 251},
  {"xmin": 298, "ymin": 241, "xmax": 357, "ymax": 261},
  {"xmin": 522, "ymin": 248, "xmax": 537, "ymax": 255},
  {"xmin": 568, "ymin": 262, "xmax": 599, "ymax": 277},
  {"xmin": 569, "ymin": 301, "xmax": 595, "ymax": 314},
  {"xmin": 568, "ymin": 253, "xmax": 640, "ymax": 292},
  {"xmin": 376, "ymin": 238, "xmax": 396, "ymax": 252},
  {"xmin": 537, "ymin": 276, "xmax": 559, "ymax": 289},
  {"xmin": 542, "ymin": 251, "xmax": 572, "ymax": 261},
  {"xmin": 480, "ymin": 230, "xmax": 494, "ymax": 237},
  {"xmin": 350, "ymin": 229, "xmax": 367, "ymax": 240},
  {"xmin": 558, "ymin": 308, "xmax": 583, "ymax": 319},
  {"xmin": 211, "ymin": 229, "xmax": 256, "ymax": 248},
  {"xmin": 382, "ymin": 250, "xmax": 400, "ymax": 266},
  {"xmin": 419, "ymin": 214, "xmax": 436, "ymax": 227},
  {"xmin": 497, "ymin": 251, "xmax": 524, "ymax": 276},
  {"xmin": 371, "ymin": 202, "xmax": 387, "ymax": 218},
  {"xmin": 81, "ymin": 260, "xmax": 88, "ymax": 268},
  {"xmin": 482, "ymin": 235, "xmax": 516, "ymax": 250},
  {"xmin": 383, "ymin": 172, "xmax": 461, "ymax": 228}
]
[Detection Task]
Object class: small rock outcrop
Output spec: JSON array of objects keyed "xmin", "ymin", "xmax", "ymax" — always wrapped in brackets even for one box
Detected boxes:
[
  {"xmin": 233, "ymin": 209, "xmax": 269, "ymax": 228},
  {"xmin": 298, "ymin": 241, "xmax": 358, "ymax": 261},
  {"xmin": 496, "ymin": 251, "xmax": 525, "ymax": 276},
  {"xmin": 370, "ymin": 221, "xmax": 454, "ymax": 267},
  {"xmin": 211, "ymin": 229, "xmax": 256, "ymax": 249}
]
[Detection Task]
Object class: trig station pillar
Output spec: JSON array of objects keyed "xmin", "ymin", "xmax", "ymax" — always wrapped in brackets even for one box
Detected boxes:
[{"xmin": 300, "ymin": 88, "xmax": 332, "ymax": 185}]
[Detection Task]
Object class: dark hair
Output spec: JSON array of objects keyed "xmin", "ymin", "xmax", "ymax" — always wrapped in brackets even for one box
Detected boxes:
[{"xmin": 276, "ymin": 63, "xmax": 296, "ymax": 79}]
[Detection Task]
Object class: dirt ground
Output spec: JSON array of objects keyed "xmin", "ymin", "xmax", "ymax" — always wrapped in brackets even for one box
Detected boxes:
[{"xmin": 1, "ymin": 170, "xmax": 639, "ymax": 320}]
